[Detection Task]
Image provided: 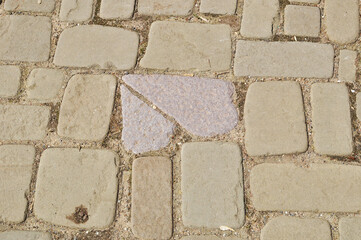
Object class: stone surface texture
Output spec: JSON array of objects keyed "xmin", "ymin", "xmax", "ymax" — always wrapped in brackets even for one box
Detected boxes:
[
  {"xmin": 58, "ymin": 74, "xmax": 116, "ymax": 141},
  {"xmin": 54, "ymin": 25, "xmax": 139, "ymax": 70},
  {"xmin": 244, "ymin": 81, "xmax": 307, "ymax": 156},
  {"xmin": 182, "ymin": 237, "xmax": 242, "ymax": 240},
  {"xmin": 357, "ymin": 93, "xmax": 361, "ymax": 121},
  {"xmin": 289, "ymin": 0, "xmax": 319, "ymax": 3},
  {"xmin": 284, "ymin": 5, "xmax": 320, "ymax": 37},
  {"xmin": 235, "ymin": 41, "xmax": 334, "ymax": 78},
  {"xmin": 138, "ymin": 0, "xmax": 194, "ymax": 15},
  {"xmin": 140, "ymin": 21, "xmax": 232, "ymax": 71},
  {"xmin": 59, "ymin": 0, "xmax": 93, "ymax": 22},
  {"xmin": 251, "ymin": 163, "xmax": 361, "ymax": 212},
  {"xmin": 0, "ymin": 145, "xmax": 35, "ymax": 223},
  {"xmin": 311, "ymin": 83, "xmax": 352, "ymax": 155},
  {"xmin": 339, "ymin": 217, "xmax": 361, "ymax": 240},
  {"xmin": 0, "ymin": 65, "xmax": 21, "ymax": 98},
  {"xmin": 0, "ymin": 231, "xmax": 51, "ymax": 240},
  {"xmin": 100, "ymin": 0, "xmax": 135, "ymax": 19},
  {"xmin": 338, "ymin": 50, "xmax": 357, "ymax": 82},
  {"xmin": 4, "ymin": 0, "xmax": 55, "ymax": 12},
  {"xmin": 181, "ymin": 142, "xmax": 244, "ymax": 228},
  {"xmin": 0, "ymin": 15, "xmax": 51, "ymax": 62},
  {"xmin": 121, "ymin": 85, "xmax": 174, "ymax": 154},
  {"xmin": 34, "ymin": 148, "xmax": 118, "ymax": 228},
  {"xmin": 123, "ymin": 74, "xmax": 238, "ymax": 137},
  {"xmin": 200, "ymin": 0, "xmax": 237, "ymax": 14}
]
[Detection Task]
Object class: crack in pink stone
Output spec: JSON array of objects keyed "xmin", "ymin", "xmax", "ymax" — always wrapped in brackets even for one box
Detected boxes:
[{"xmin": 122, "ymin": 74, "xmax": 238, "ymax": 137}]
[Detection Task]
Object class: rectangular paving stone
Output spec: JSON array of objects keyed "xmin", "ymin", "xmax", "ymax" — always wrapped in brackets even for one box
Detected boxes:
[
  {"xmin": 338, "ymin": 50, "xmax": 357, "ymax": 82},
  {"xmin": 0, "ymin": 231, "xmax": 51, "ymax": 240},
  {"xmin": 140, "ymin": 21, "xmax": 232, "ymax": 71},
  {"xmin": 261, "ymin": 216, "xmax": 331, "ymax": 240},
  {"xmin": 59, "ymin": 0, "xmax": 93, "ymax": 22},
  {"xmin": 357, "ymin": 93, "xmax": 361, "ymax": 121},
  {"xmin": 200, "ymin": 0, "xmax": 237, "ymax": 15},
  {"xmin": 0, "ymin": 104, "xmax": 50, "ymax": 140},
  {"xmin": 138, "ymin": 0, "xmax": 194, "ymax": 15},
  {"xmin": 183, "ymin": 237, "xmax": 242, "ymax": 240},
  {"xmin": 0, "ymin": 15, "xmax": 51, "ymax": 62},
  {"xmin": 181, "ymin": 142, "xmax": 244, "ymax": 228},
  {"xmin": 34, "ymin": 148, "xmax": 119, "ymax": 228},
  {"xmin": 100, "ymin": 0, "xmax": 135, "ymax": 19},
  {"xmin": 0, "ymin": 145, "xmax": 35, "ymax": 223},
  {"xmin": 131, "ymin": 157, "xmax": 172, "ymax": 239},
  {"xmin": 251, "ymin": 163, "xmax": 361, "ymax": 212},
  {"xmin": 311, "ymin": 83, "xmax": 352, "ymax": 155},
  {"xmin": 289, "ymin": 0, "xmax": 320, "ymax": 3},
  {"xmin": 244, "ymin": 82, "xmax": 307, "ymax": 156},
  {"xmin": 339, "ymin": 217, "xmax": 361, "ymax": 240},
  {"xmin": 4, "ymin": 0, "xmax": 55, "ymax": 13},
  {"xmin": 240, "ymin": 0, "xmax": 279, "ymax": 39},
  {"xmin": 54, "ymin": 25, "xmax": 139, "ymax": 70},
  {"xmin": 0, "ymin": 65, "xmax": 21, "ymax": 98},
  {"xmin": 234, "ymin": 41, "xmax": 334, "ymax": 78},
  {"xmin": 284, "ymin": 5, "xmax": 320, "ymax": 37}
]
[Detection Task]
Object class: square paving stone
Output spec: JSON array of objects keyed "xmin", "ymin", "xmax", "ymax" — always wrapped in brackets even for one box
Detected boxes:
[
  {"xmin": 284, "ymin": 5, "xmax": 320, "ymax": 37},
  {"xmin": 0, "ymin": 145, "xmax": 35, "ymax": 223},
  {"xmin": 0, "ymin": 65, "xmax": 21, "ymax": 98},
  {"xmin": 59, "ymin": 0, "xmax": 94, "ymax": 22},
  {"xmin": 138, "ymin": 0, "xmax": 194, "ymax": 15},
  {"xmin": 200, "ymin": 0, "xmax": 237, "ymax": 14},
  {"xmin": 100, "ymin": 0, "xmax": 135, "ymax": 19},
  {"xmin": 244, "ymin": 81, "xmax": 308, "ymax": 156},
  {"xmin": 181, "ymin": 142, "xmax": 244, "ymax": 228},
  {"xmin": 338, "ymin": 50, "xmax": 357, "ymax": 82},
  {"xmin": 34, "ymin": 148, "xmax": 119, "ymax": 228},
  {"xmin": 0, "ymin": 231, "xmax": 51, "ymax": 240},
  {"xmin": 4, "ymin": 0, "xmax": 55, "ymax": 13},
  {"xmin": 339, "ymin": 217, "xmax": 361, "ymax": 240},
  {"xmin": 131, "ymin": 157, "xmax": 172, "ymax": 239},
  {"xmin": 57, "ymin": 74, "xmax": 116, "ymax": 141}
]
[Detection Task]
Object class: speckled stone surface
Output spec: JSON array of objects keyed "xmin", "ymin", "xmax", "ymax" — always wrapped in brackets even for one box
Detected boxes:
[
  {"xmin": 0, "ymin": 231, "xmax": 51, "ymax": 240},
  {"xmin": 0, "ymin": 65, "xmax": 21, "ymax": 98}
]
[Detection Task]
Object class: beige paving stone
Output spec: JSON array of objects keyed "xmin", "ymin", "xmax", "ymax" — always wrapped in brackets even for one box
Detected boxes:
[
  {"xmin": 339, "ymin": 217, "xmax": 361, "ymax": 240},
  {"xmin": 54, "ymin": 25, "xmax": 139, "ymax": 70},
  {"xmin": 100, "ymin": 0, "xmax": 135, "ymax": 19},
  {"xmin": 34, "ymin": 148, "xmax": 119, "ymax": 228},
  {"xmin": 59, "ymin": 0, "xmax": 93, "ymax": 22},
  {"xmin": 338, "ymin": 50, "xmax": 357, "ymax": 82},
  {"xmin": 0, "ymin": 231, "xmax": 51, "ymax": 240},
  {"xmin": 0, "ymin": 65, "xmax": 21, "ymax": 98},
  {"xmin": 0, "ymin": 15, "xmax": 51, "ymax": 62},
  {"xmin": 131, "ymin": 157, "xmax": 172, "ymax": 239},
  {"xmin": 240, "ymin": 0, "xmax": 279, "ymax": 39},
  {"xmin": 58, "ymin": 74, "xmax": 116, "ymax": 141},
  {"xmin": 140, "ymin": 21, "xmax": 232, "ymax": 71},
  {"xmin": 311, "ymin": 83, "xmax": 352, "ymax": 155},
  {"xmin": 261, "ymin": 216, "xmax": 331, "ymax": 240},
  {"xmin": 181, "ymin": 142, "xmax": 244, "ymax": 228},
  {"xmin": 0, "ymin": 104, "xmax": 50, "ymax": 140},
  {"xmin": 244, "ymin": 82, "xmax": 307, "ymax": 156},
  {"xmin": 138, "ymin": 0, "xmax": 194, "ymax": 16},
  {"xmin": 284, "ymin": 5, "xmax": 320, "ymax": 37},
  {"xmin": 200, "ymin": 0, "xmax": 237, "ymax": 15},
  {"xmin": 4, "ymin": 0, "xmax": 55, "ymax": 13},
  {"xmin": 0, "ymin": 145, "xmax": 35, "ymax": 223},
  {"xmin": 235, "ymin": 41, "xmax": 334, "ymax": 78},
  {"xmin": 26, "ymin": 68, "xmax": 65, "ymax": 102},
  {"xmin": 251, "ymin": 163, "xmax": 361, "ymax": 212},
  {"xmin": 357, "ymin": 93, "xmax": 361, "ymax": 121},
  {"xmin": 325, "ymin": 0, "xmax": 360, "ymax": 44},
  {"xmin": 289, "ymin": 0, "xmax": 319, "ymax": 3},
  {"xmin": 182, "ymin": 237, "xmax": 242, "ymax": 240}
]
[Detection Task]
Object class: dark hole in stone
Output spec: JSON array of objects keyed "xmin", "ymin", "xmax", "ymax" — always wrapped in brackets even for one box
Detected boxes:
[{"xmin": 66, "ymin": 205, "xmax": 89, "ymax": 224}]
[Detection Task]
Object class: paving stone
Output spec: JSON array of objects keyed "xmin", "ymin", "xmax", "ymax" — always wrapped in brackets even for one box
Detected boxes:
[
  {"xmin": 4, "ymin": 0, "xmax": 55, "ymax": 13},
  {"xmin": 357, "ymin": 93, "xmax": 361, "ymax": 121},
  {"xmin": 132, "ymin": 157, "xmax": 172, "ymax": 239},
  {"xmin": 0, "ymin": 105, "xmax": 50, "ymax": 140},
  {"xmin": 181, "ymin": 142, "xmax": 244, "ymax": 228},
  {"xmin": 240, "ymin": 0, "xmax": 279, "ymax": 39},
  {"xmin": 58, "ymin": 74, "xmax": 116, "ymax": 141},
  {"xmin": 121, "ymin": 86, "xmax": 174, "ymax": 154},
  {"xmin": 244, "ymin": 82, "xmax": 307, "ymax": 156},
  {"xmin": 0, "ymin": 231, "xmax": 51, "ymax": 240},
  {"xmin": 54, "ymin": 25, "xmax": 139, "ymax": 70},
  {"xmin": 182, "ymin": 237, "xmax": 242, "ymax": 240},
  {"xmin": 325, "ymin": 0, "xmax": 360, "ymax": 44},
  {"xmin": 0, "ymin": 65, "xmax": 21, "ymax": 98},
  {"xmin": 0, "ymin": 145, "xmax": 35, "ymax": 223},
  {"xmin": 234, "ymin": 41, "xmax": 334, "ymax": 78},
  {"xmin": 200, "ymin": 0, "xmax": 237, "ymax": 14},
  {"xmin": 100, "ymin": 0, "xmax": 135, "ymax": 19},
  {"xmin": 250, "ymin": 163, "xmax": 361, "ymax": 212},
  {"xmin": 26, "ymin": 68, "xmax": 65, "ymax": 102},
  {"xmin": 261, "ymin": 216, "xmax": 331, "ymax": 240},
  {"xmin": 59, "ymin": 0, "xmax": 93, "ymax": 22},
  {"xmin": 311, "ymin": 83, "xmax": 352, "ymax": 155},
  {"xmin": 339, "ymin": 217, "xmax": 361, "ymax": 240},
  {"xmin": 0, "ymin": 15, "xmax": 51, "ymax": 62},
  {"xmin": 34, "ymin": 148, "xmax": 118, "ymax": 228},
  {"xmin": 289, "ymin": 0, "xmax": 319, "ymax": 3},
  {"xmin": 338, "ymin": 50, "xmax": 357, "ymax": 82},
  {"xmin": 123, "ymin": 75, "xmax": 238, "ymax": 137},
  {"xmin": 284, "ymin": 5, "xmax": 320, "ymax": 37},
  {"xmin": 138, "ymin": 0, "xmax": 194, "ymax": 15},
  {"xmin": 140, "ymin": 21, "xmax": 232, "ymax": 71}
]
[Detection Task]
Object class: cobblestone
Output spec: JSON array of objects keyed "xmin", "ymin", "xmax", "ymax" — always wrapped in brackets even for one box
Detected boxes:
[
  {"xmin": 284, "ymin": 5, "xmax": 320, "ymax": 37},
  {"xmin": 0, "ymin": 231, "xmax": 51, "ymax": 240},
  {"xmin": 200, "ymin": 0, "xmax": 237, "ymax": 15},
  {"xmin": 59, "ymin": 0, "xmax": 93, "ymax": 22},
  {"xmin": 140, "ymin": 21, "xmax": 232, "ymax": 71},
  {"xmin": 4, "ymin": 0, "xmax": 55, "ymax": 12},
  {"xmin": 138, "ymin": 0, "xmax": 194, "ymax": 15},
  {"xmin": 181, "ymin": 142, "xmax": 244, "ymax": 228},
  {"xmin": 311, "ymin": 83, "xmax": 352, "ymax": 156},
  {"xmin": 182, "ymin": 237, "xmax": 242, "ymax": 240},
  {"xmin": 0, "ymin": 145, "xmax": 35, "ymax": 223},
  {"xmin": 339, "ymin": 217, "xmax": 361, "ymax": 240},
  {"xmin": 131, "ymin": 157, "xmax": 172, "ymax": 239},
  {"xmin": 357, "ymin": 93, "xmax": 361, "ymax": 121},
  {"xmin": 0, "ymin": 65, "xmax": 20, "ymax": 98},
  {"xmin": 100, "ymin": 0, "xmax": 135, "ymax": 19},
  {"xmin": 34, "ymin": 148, "xmax": 118, "ymax": 228},
  {"xmin": 338, "ymin": 50, "xmax": 357, "ymax": 82},
  {"xmin": 289, "ymin": 0, "xmax": 319, "ymax": 3}
]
